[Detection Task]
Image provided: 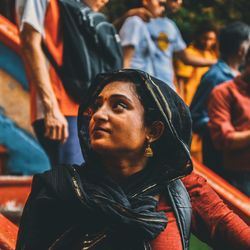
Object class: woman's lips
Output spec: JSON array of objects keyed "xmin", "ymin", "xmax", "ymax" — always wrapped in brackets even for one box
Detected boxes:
[{"xmin": 92, "ymin": 126, "xmax": 111, "ymax": 134}]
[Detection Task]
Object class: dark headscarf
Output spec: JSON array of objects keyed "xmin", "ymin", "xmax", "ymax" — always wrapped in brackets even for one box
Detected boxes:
[
  {"xmin": 17, "ymin": 70, "xmax": 193, "ymax": 250},
  {"xmin": 78, "ymin": 69, "xmax": 192, "ymax": 177},
  {"xmin": 74, "ymin": 69, "xmax": 193, "ymax": 248}
]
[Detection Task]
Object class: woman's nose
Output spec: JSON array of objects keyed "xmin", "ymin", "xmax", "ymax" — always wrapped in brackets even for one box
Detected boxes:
[{"xmin": 92, "ymin": 105, "xmax": 109, "ymax": 122}]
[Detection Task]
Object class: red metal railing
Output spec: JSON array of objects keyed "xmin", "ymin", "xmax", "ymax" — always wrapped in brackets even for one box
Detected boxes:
[
  {"xmin": 0, "ymin": 214, "xmax": 18, "ymax": 250},
  {"xmin": 0, "ymin": 15, "xmax": 20, "ymax": 54},
  {"xmin": 193, "ymin": 158, "xmax": 250, "ymax": 225}
]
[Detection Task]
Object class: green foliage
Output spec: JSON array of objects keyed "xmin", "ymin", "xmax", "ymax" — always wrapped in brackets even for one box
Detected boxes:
[
  {"xmin": 173, "ymin": 0, "xmax": 250, "ymax": 43},
  {"xmin": 190, "ymin": 234, "xmax": 212, "ymax": 250},
  {"xmin": 105, "ymin": 0, "xmax": 250, "ymax": 44},
  {"xmin": 1, "ymin": 0, "xmax": 248, "ymax": 38}
]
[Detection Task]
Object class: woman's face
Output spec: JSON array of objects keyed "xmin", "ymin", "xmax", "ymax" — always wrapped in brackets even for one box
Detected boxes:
[
  {"xmin": 89, "ymin": 81, "xmax": 148, "ymax": 157},
  {"xmin": 143, "ymin": 0, "xmax": 166, "ymax": 18},
  {"xmin": 199, "ymin": 31, "xmax": 217, "ymax": 50}
]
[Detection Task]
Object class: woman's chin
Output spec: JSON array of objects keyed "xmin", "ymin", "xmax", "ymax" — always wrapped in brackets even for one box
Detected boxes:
[{"xmin": 91, "ymin": 142, "xmax": 114, "ymax": 154}]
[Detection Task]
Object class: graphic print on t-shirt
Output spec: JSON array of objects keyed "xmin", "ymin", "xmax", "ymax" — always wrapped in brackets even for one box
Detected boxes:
[{"xmin": 157, "ymin": 32, "xmax": 169, "ymax": 51}]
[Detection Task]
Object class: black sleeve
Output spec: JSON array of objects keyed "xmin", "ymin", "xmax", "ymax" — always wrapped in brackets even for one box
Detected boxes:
[{"xmin": 15, "ymin": 175, "xmax": 72, "ymax": 250}]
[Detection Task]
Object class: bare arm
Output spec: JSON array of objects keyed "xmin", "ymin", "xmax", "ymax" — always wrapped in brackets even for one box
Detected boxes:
[
  {"xmin": 175, "ymin": 49, "xmax": 216, "ymax": 67},
  {"xmin": 175, "ymin": 76, "xmax": 188, "ymax": 101},
  {"xmin": 123, "ymin": 46, "xmax": 135, "ymax": 68},
  {"xmin": 20, "ymin": 23, "xmax": 68, "ymax": 142},
  {"xmin": 113, "ymin": 8, "xmax": 152, "ymax": 31}
]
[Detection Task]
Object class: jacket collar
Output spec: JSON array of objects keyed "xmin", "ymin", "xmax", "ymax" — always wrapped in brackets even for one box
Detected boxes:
[{"xmin": 216, "ymin": 59, "xmax": 236, "ymax": 78}]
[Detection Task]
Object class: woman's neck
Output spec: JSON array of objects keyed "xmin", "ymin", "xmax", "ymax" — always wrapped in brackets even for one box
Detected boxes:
[{"xmin": 101, "ymin": 154, "xmax": 148, "ymax": 182}]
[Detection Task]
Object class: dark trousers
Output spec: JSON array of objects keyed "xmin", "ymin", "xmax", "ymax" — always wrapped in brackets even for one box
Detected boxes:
[
  {"xmin": 33, "ymin": 117, "xmax": 84, "ymax": 168},
  {"xmin": 202, "ymin": 130, "xmax": 223, "ymax": 176}
]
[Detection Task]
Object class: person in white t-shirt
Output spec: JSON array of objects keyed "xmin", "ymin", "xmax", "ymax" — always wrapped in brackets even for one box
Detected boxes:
[
  {"xmin": 120, "ymin": 0, "xmax": 216, "ymax": 90},
  {"xmin": 15, "ymin": 0, "xmax": 109, "ymax": 167}
]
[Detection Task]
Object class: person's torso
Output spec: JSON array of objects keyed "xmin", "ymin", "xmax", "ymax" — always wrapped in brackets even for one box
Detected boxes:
[
  {"xmin": 225, "ymin": 80, "xmax": 250, "ymax": 131},
  {"xmin": 151, "ymin": 195, "xmax": 183, "ymax": 250},
  {"xmin": 201, "ymin": 61, "xmax": 237, "ymax": 168},
  {"xmin": 22, "ymin": 166, "xmax": 191, "ymax": 250},
  {"xmin": 120, "ymin": 16, "xmax": 185, "ymax": 89},
  {"xmin": 146, "ymin": 17, "xmax": 186, "ymax": 87},
  {"xmin": 220, "ymin": 80, "xmax": 250, "ymax": 171},
  {"xmin": 190, "ymin": 60, "xmax": 235, "ymax": 132},
  {"xmin": 120, "ymin": 16, "xmax": 155, "ymax": 76}
]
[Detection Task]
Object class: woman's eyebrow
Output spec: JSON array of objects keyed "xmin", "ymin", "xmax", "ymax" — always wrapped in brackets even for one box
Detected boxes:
[
  {"xmin": 109, "ymin": 94, "xmax": 133, "ymax": 103},
  {"xmin": 96, "ymin": 94, "xmax": 134, "ymax": 104}
]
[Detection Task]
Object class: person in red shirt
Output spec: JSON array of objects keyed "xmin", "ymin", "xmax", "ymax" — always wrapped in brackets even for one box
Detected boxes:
[
  {"xmin": 16, "ymin": 69, "xmax": 250, "ymax": 250},
  {"xmin": 16, "ymin": 0, "xmax": 109, "ymax": 167},
  {"xmin": 208, "ymin": 49, "xmax": 250, "ymax": 196}
]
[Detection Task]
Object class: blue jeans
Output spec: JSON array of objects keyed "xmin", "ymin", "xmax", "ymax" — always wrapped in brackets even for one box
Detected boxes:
[{"xmin": 33, "ymin": 117, "xmax": 84, "ymax": 167}]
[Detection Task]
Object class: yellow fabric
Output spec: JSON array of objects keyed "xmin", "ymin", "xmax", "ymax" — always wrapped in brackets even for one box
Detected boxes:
[
  {"xmin": 175, "ymin": 45, "xmax": 217, "ymax": 162},
  {"xmin": 175, "ymin": 45, "xmax": 217, "ymax": 106},
  {"xmin": 190, "ymin": 133, "xmax": 203, "ymax": 162}
]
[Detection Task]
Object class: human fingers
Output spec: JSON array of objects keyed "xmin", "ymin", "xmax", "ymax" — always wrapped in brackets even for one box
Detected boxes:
[{"xmin": 61, "ymin": 123, "xmax": 69, "ymax": 144}]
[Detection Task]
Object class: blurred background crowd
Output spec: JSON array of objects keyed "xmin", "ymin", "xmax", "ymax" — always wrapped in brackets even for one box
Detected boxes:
[{"xmin": 0, "ymin": 0, "xmax": 250, "ymax": 197}]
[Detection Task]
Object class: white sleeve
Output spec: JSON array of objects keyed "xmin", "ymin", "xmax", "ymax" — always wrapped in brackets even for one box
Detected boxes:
[
  {"xmin": 172, "ymin": 22, "xmax": 186, "ymax": 52},
  {"xmin": 119, "ymin": 16, "xmax": 144, "ymax": 48},
  {"xmin": 16, "ymin": 0, "xmax": 49, "ymax": 36}
]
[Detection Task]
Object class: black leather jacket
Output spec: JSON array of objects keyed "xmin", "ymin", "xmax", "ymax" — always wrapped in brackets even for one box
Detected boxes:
[{"xmin": 16, "ymin": 166, "xmax": 191, "ymax": 250}]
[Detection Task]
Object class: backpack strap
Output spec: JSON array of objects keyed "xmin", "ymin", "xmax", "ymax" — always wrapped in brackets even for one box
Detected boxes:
[{"xmin": 41, "ymin": 42, "xmax": 61, "ymax": 75}]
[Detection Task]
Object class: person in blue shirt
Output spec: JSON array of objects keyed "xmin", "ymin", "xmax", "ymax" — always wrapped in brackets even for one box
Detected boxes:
[{"xmin": 190, "ymin": 21, "xmax": 250, "ymax": 173}]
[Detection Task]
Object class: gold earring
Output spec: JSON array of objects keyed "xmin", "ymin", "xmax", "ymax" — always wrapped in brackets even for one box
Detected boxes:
[{"xmin": 144, "ymin": 140, "xmax": 153, "ymax": 157}]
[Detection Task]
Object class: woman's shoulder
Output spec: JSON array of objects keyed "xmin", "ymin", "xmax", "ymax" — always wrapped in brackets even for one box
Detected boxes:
[{"xmin": 31, "ymin": 164, "xmax": 84, "ymax": 200}]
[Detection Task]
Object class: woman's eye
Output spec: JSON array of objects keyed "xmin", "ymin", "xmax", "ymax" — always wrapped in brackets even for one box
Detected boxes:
[{"xmin": 113, "ymin": 102, "xmax": 128, "ymax": 110}]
